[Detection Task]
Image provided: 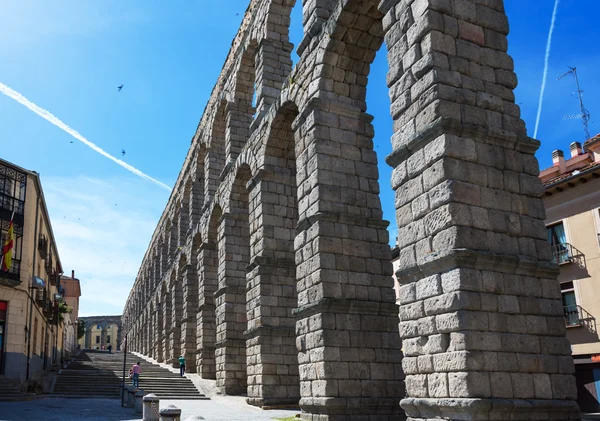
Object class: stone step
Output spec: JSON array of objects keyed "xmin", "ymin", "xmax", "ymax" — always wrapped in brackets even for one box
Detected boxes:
[{"xmin": 52, "ymin": 350, "xmax": 206, "ymax": 399}]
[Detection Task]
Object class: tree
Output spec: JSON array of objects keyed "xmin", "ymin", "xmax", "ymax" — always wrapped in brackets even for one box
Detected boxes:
[{"xmin": 77, "ymin": 319, "xmax": 86, "ymax": 339}]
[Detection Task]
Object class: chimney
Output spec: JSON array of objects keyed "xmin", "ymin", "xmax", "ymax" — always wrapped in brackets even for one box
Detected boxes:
[
  {"xmin": 570, "ymin": 142, "xmax": 583, "ymax": 158},
  {"xmin": 72, "ymin": 270, "xmax": 75, "ymax": 279},
  {"xmin": 552, "ymin": 149, "xmax": 566, "ymax": 173}
]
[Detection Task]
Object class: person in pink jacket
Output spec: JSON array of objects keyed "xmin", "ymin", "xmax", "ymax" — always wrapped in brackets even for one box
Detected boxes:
[{"xmin": 131, "ymin": 361, "xmax": 141, "ymax": 388}]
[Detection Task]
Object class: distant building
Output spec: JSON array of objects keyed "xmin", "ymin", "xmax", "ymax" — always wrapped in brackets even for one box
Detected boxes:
[
  {"xmin": 0, "ymin": 158, "xmax": 70, "ymax": 385},
  {"xmin": 60, "ymin": 271, "xmax": 81, "ymax": 357},
  {"xmin": 77, "ymin": 315, "xmax": 122, "ymax": 351},
  {"xmin": 540, "ymin": 137, "xmax": 600, "ymax": 412}
]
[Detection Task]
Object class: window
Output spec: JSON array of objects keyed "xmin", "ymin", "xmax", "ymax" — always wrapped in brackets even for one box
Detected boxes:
[
  {"xmin": 547, "ymin": 222, "xmax": 569, "ymax": 264},
  {"xmin": 95, "ymin": 336, "xmax": 100, "ymax": 344},
  {"xmin": 561, "ymin": 281, "xmax": 580, "ymax": 326},
  {"xmin": 107, "ymin": 336, "xmax": 111, "ymax": 343}
]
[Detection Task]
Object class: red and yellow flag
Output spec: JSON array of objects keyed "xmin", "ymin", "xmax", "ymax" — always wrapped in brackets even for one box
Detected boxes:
[{"xmin": 2, "ymin": 221, "xmax": 14, "ymax": 271}]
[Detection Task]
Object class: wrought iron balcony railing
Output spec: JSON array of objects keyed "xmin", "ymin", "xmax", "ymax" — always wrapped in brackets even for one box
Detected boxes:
[
  {"xmin": 551, "ymin": 242, "xmax": 583, "ymax": 265},
  {"xmin": 38, "ymin": 234, "xmax": 48, "ymax": 259},
  {"xmin": 0, "ymin": 258, "xmax": 21, "ymax": 286},
  {"xmin": 564, "ymin": 304, "xmax": 596, "ymax": 330},
  {"xmin": 564, "ymin": 305, "xmax": 582, "ymax": 326},
  {"xmin": 0, "ymin": 192, "xmax": 25, "ymax": 217}
]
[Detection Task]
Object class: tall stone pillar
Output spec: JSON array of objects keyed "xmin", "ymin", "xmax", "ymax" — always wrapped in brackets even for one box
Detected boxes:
[
  {"xmin": 293, "ymin": 99, "xmax": 404, "ymax": 419},
  {"xmin": 196, "ymin": 241, "xmax": 218, "ymax": 378},
  {"xmin": 226, "ymin": 102, "xmax": 253, "ymax": 163},
  {"xmin": 162, "ymin": 291, "xmax": 172, "ymax": 363},
  {"xmin": 244, "ymin": 172, "xmax": 300, "ymax": 406},
  {"xmin": 181, "ymin": 263, "xmax": 198, "ymax": 373},
  {"xmin": 381, "ymin": 1, "xmax": 580, "ymax": 420},
  {"xmin": 215, "ymin": 213, "xmax": 248, "ymax": 395},
  {"xmin": 169, "ymin": 281, "xmax": 183, "ymax": 367},
  {"xmin": 155, "ymin": 301, "xmax": 164, "ymax": 363},
  {"xmin": 254, "ymin": 38, "xmax": 294, "ymax": 119}
]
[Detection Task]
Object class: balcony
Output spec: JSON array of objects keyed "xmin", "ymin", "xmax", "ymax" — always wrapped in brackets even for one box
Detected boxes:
[
  {"xmin": 551, "ymin": 242, "xmax": 584, "ymax": 265},
  {"xmin": 0, "ymin": 258, "xmax": 21, "ymax": 287},
  {"xmin": 564, "ymin": 304, "xmax": 596, "ymax": 330},
  {"xmin": 45, "ymin": 253, "xmax": 53, "ymax": 276},
  {"xmin": 0, "ymin": 163, "xmax": 27, "ymax": 226},
  {"xmin": 38, "ymin": 234, "xmax": 48, "ymax": 259}
]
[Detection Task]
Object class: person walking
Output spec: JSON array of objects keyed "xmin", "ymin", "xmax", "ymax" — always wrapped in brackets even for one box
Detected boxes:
[
  {"xmin": 107, "ymin": 344, "xmax": 112, "ymax": 354},
  {"xmin": 131, "ymin": 361, "xmax": 141, "ymax": 388},
  {"xmin": 178, "ymin": 354, "xmax": 186, "ymax": 377}
]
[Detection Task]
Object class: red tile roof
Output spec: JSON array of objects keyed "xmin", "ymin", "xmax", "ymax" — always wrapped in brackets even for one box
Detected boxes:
[{"xmin": 543, "ymin": 161, "xmax": 600, "ymax": 187}]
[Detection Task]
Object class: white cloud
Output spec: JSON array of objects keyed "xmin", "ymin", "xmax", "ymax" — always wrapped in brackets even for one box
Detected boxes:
[{"xmin": 41, "ymin": 175, "xmax": 168, "ymax": 317}]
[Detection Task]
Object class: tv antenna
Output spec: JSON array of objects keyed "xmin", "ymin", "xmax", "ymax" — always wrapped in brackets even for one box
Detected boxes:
[{"xmin": 558, "ymin": 66, "xmax": 591, "ymax": 141}]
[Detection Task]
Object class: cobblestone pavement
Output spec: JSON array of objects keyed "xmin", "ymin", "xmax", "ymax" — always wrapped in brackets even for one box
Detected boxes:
[{"xmin": 0, "ymin": 396, "xmax": 299, "ymax": 421}]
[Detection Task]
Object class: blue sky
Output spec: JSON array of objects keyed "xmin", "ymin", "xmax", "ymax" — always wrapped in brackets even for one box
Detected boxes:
[{"xmin": 1, "ymin": 0, "xmax": 599, "ymax": 317}]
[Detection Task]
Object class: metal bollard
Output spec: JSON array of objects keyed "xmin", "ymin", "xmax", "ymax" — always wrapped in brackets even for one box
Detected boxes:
[
  {"xmin": 159, "ymin": 404, "xmax": 181, "ymax": 421},
  {"xmin": 143, "ymin": 393, "xmax": 160, "ymax": 421},
  {"xmin": 135, "ymin": 390, "xmax": 146, "ymax": 414}
]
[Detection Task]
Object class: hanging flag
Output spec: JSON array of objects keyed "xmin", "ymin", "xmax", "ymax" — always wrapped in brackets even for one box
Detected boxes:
[{"xmin": 1, "ymin": 220, "xmax": 14, "ymax": 271}]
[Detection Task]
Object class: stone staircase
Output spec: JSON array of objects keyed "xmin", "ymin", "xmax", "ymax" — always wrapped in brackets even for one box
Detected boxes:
[
  {"xmin": 0, "ymin": 377, "xmax": 23, "ymax": 400},
  {"xmin": 52, "ymin": 349, "xmax": 207, "ymax": 399}
]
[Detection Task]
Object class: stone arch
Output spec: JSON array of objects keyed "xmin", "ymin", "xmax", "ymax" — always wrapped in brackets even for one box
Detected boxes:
[
  {"xmin": 206, "ymin": 100, "xmax": 228, "ymax": 201},
  {"xmin": 227, "ymin": 41, "xmax": 259, "ymax": 162},
  {"xmin": 148, "ymin": 300, "xmax": 155, "ymax": 358},
  {"xmin": 214, "ymin": 164, "xmax": 253, "ymax": 395},
  {"xmin": 181, "ymin": 178, "xmax": 192, "ymax": 240},
  {"xmin": 253, "ymin": 0, "xmax": 297, "ymax": 116},
  {"xmin": 196, "ymin": 204, "xmax": 221, "ymax": 379},
  {"xmin": 191, "ymin": 144, "xmax": 206, "ymax": 226},
  {"xmin": 288, "ymin": 1, "xmax": 405, "ymax": 417},
  {"xmin": 159, "ymin": 280, "xmax": 170, "ymax": 363},
  {"xmin": 167, "ymin": 267, "xmax": 182, "ymax": 367},
  {"xmin": 245, "ymin": 100, "xmax": 301, "ymax": 407},
  {"xmin": 178, "ymin": 248, "xmax": 198, "ymax": 372}
]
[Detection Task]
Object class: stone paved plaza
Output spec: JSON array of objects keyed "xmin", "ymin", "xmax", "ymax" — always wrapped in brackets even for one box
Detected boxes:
[
  {"xmin": 121, "ymin": 0, "xmax": 582, "ymax": 419},
  {"xmin": 0, "ymin": 397, "xmax": 298, "ymax": 421}
]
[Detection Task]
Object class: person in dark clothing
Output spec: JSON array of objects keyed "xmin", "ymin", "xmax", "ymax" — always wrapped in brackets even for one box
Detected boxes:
[
  {"xmin": 178, "ymin": 355, "xmax": 186, "ymax": 377},
  {"xmin": 107, "ymin": 344, "xmax": 112, "ymax": 354}
]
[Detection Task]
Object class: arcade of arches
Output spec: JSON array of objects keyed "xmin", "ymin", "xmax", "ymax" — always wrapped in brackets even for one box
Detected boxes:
[{"xmin": 122, "ymin": 1, "xmax": 580, "ymax": 420}]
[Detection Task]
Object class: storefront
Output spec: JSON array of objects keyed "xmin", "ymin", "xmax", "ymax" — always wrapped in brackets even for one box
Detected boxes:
[{"xmin": 574, "ymin": 356, "xmax": 600, "ymax": 412}]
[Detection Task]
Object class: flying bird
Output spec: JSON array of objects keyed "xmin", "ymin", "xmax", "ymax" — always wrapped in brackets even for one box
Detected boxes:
[
  {"xmin": 70, "ymin": 141, "xmax": 74, "ymax": 143},
  {"xmin": 118, "ymin": 85, "xmax": 124, "ymax": 92},
  {"xmin": 121, "ymin": 149, "xmax": 126, "ymax": 156}
]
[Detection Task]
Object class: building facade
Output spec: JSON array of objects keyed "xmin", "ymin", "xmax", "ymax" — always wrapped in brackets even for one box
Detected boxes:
[
  {"xmin": 122, "ymin": 0, "xmax": 580, "ymax": 419},
  {"xmin": 77, "ymin": 315, "xmax": 121, "ymax": 351},
  {"xmin": 0, "ymin": 158, "xmax": 68, "ymax": 385},
  {"xmin": 60, "ymin": 271, "xmax": 81, "ymax": 359},
  {"xmin": 541, "ymin": 137, "xmax": 600, "ymax": 412},
  {"xmin": 61, "ymin": 271, "xmax": 81, "ymax": 327}
]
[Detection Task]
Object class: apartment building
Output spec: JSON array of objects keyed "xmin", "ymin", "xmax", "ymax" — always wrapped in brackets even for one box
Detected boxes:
[
  {"xmin": 0, "ymin": 158, "xmax": 70, "ymax": 385},
  {"xmin": 540, "ymin": 136, "xmax": 600, "ymax": 412}
]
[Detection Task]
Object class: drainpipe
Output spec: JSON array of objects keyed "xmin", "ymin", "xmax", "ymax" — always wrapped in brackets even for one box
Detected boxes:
[{"xmin": 26, "ymin": 194, "xmax": 40, "ymax": 380}]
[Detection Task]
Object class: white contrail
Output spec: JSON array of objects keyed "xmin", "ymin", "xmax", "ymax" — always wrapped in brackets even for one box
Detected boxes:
[
  {"xmin": 0, "ymin": 82, "xmax": 172, "ymax": 192},
  {"xmin": 533, "ymin": 0, "xmax": 560, "ymax": 139}
]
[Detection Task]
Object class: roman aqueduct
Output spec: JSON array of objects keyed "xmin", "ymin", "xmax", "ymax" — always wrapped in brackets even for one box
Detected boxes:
[{"xmin": 122, "ymin": 0, "xmax": 580, "ymax": 419}]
